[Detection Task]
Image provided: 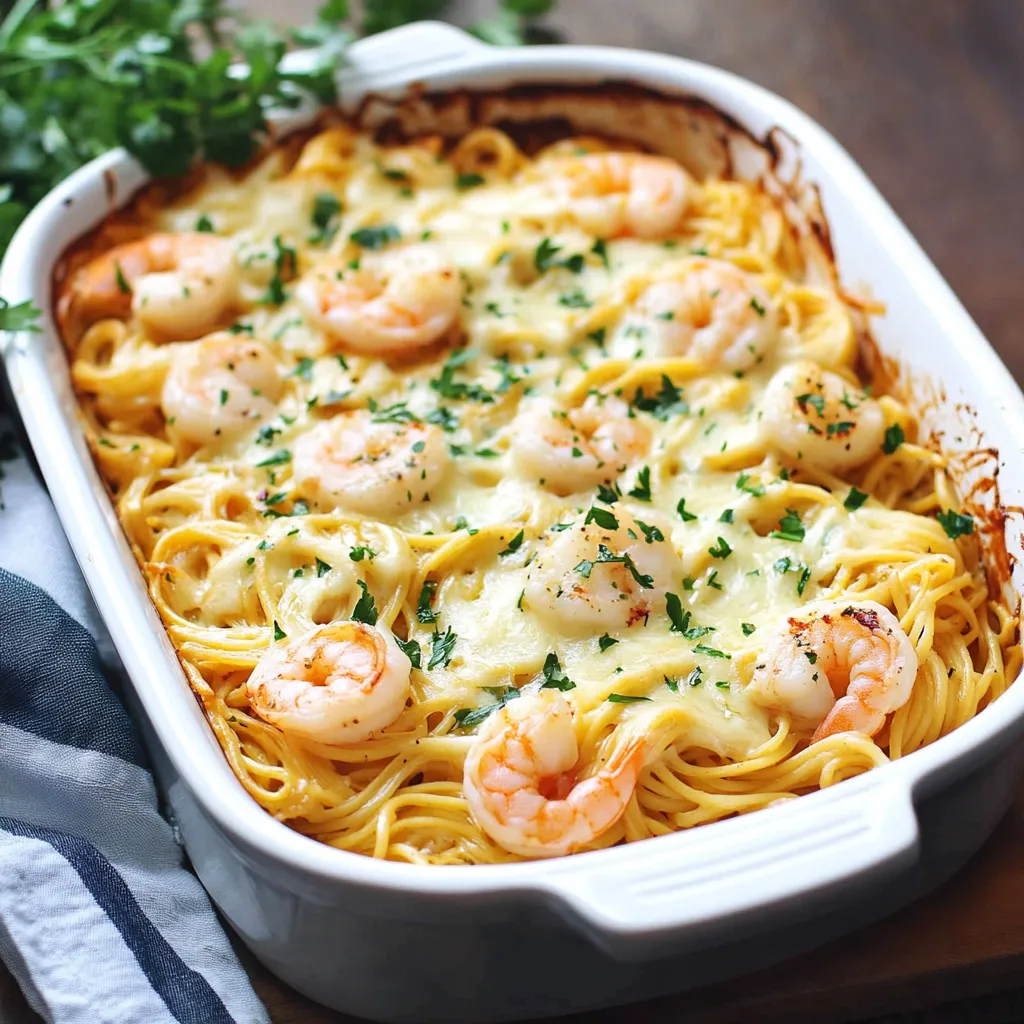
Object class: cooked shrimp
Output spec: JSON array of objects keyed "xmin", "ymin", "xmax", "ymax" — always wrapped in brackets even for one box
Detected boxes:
[
  {"xmin": 59, "ymin": 232, "xmax": 239, "ymax": 340},
  {"xmin": 296, "ymin": 244, "xmax": 463, "ymax": 357},
  {"xmin": 747, "ymin": 600, "xmax": 918, "ymax": 743},
  {"xmin": 162, "ymin": 334, "xmax": 284, "ymax": 445},
  {"xmin": 632, "ymin": 259, "xmax": 778, "ymax": 370},
  {"xmin": 556, "ymin": 153, "xmax": 693, "ymax": 239},
  {"xmin": 761, "ymin": 360, "xmax": 886, "ymax": 470},
  {"xmin": 246, "ymin": 621, "xmax": 412, "ymax": 745},
  {"xmin": 292, "ymin": 410, "xmax": 449, "ymax": 517},
  {"xmin": 523, "ymin": 508, "xmax": 679, "ymax": 633},
  {"xmin": 463, "ymin": 690, "xmax": 647, "ymax": 858},
  {"xmin": 510, "ymin": 394, "xmax": 651, "ymax": 495}
]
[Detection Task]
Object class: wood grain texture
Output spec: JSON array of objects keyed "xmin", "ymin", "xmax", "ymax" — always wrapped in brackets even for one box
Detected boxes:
[{"xmin": 2, "ymin": 2, "xmax": 1022, "ymax": 1022}]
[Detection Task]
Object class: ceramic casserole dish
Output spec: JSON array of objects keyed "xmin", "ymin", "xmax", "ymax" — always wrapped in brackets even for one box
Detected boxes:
[{"xmin": 3, "ymin": 22, "xmax": 1024, "ymax": 1023}]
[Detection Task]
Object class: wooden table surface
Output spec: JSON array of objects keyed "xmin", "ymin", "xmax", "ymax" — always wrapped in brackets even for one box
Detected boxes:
[{"xmin": 3, "ymin": 1, "xmax": 1023, "ymax": 1022}]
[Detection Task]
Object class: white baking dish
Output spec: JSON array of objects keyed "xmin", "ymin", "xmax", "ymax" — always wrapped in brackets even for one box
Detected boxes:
[{"xmin": 3, "ymin": 23, "xmax": 1024, "ymax": 1022}]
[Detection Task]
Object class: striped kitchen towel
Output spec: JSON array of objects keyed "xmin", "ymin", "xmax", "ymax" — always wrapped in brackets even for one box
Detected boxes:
[{"xmin": 0, "ymin": 423, "xmax": 269, "ymax": 1024}]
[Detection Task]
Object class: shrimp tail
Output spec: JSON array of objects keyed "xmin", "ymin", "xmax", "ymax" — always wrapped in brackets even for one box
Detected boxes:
[{"xmin": 812, "ymin": 695, "xmax": 885, "ymax": 743}]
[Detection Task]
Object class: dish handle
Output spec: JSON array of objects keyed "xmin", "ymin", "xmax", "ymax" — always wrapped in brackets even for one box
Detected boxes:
[{"xmin": 545, "ymin": 775, "xmax": 919, "ymax": 960}]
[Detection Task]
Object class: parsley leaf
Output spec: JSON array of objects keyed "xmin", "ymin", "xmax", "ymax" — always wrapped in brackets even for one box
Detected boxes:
[
  {"xmin": 0, "ymin": 299, "xmax": 41, "ymax": 333},
  {"xmin": 631, "ymin": 375, "xmax": 688, "ymax": 420},
  {"xmin": 676, "ymin": 497, "xmax": 698, "ymax": 522},
  {"xmin": 770, "ymin": 508, "xmax": 805, "ymax": 543},
  {"xmin": 607, "ymin": 693, "xmax": 652, "ymax": 704},
  {"xmin": 428, "ymin": 627, "xmax": 457, "ymax": 670},
  {"xmin": 351, "ymin": 580, "xmax": 378, "ymax": 625},
  {"xmin": 883, "ymin": 424, "xmax": 905, "ymax": 454},
  {"xmin": 936, "ymin": 509, "xmax": 975, "ymax": 540},
  {"xmin": 541, "ymin": 652, "xmax": 576, "ymax": 690},
  {"xmin": 498, "ymin": 529, "xmax": 525, "ymax": 557},
  {"xmin": 416, "ymin": 580, "xmax": 438, "ymax": 625},
  {"xmin": 598, "ymin": 634, "xmax": 619, "ymax": 653},
  {"xmin": 628, "ymin": 466, "xmax": 652, "ymax": 502},
  {"xmin": 309, "ymin": 192, "xmax": 342, "ymax": 245},
  {"xmin": 584, "ymin": 507, "xmax": 619, "ymax": 530},
  {"xmin": 736, "ymin": 473, "xmax": 765, "ymax": 497},
  {"xmin": 350, "ymin": 224, "xmax": 401, "ymax": 250},
  {"xmin": 395, "ymin": 635, "xmax": 421, "ymax": 669},
  {"xmin": 844, "ymin": 487, "xmax": 869, "ymax": 511},
  {"xmin": 575, "ymin": 544, "xmax": 653, "ymax": 588}
]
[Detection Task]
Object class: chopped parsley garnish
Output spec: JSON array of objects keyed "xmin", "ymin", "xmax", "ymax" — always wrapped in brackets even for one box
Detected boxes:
[
  {"xmin": 453, "ymin": 516, "xmax": 478, "ymax": 536},
  {"xmin": 428, "ymin": 627, "xmax": 457, "ymax": 669},
  {"xmin": 349, "ymin": 545, "xmax": 376, "ymax": 562},
  {"xmin": 598, "ymin": 634, "xmax": 619, "ymax": 653},
  {"xmin": 796, "ymin": 392, "xmax": 826, "ymax": 417},
  {"xmin": 311, "ymin": 558, "xmax": 330, "ymax": 579},
  {"xmin": 309, "ymin": 193, "xmax": 341, "ymax": 245},
  {"xmin": 290, "ymin": 356, "xmax": 315, "ymax": 381},
  {"xmin": 628, "ymin": 466, "xmax": 652, "ymax": 502},
  {"xmin": 430, "ymin": 348, "xmax": 493, "ymax": 403},
  {"xmin": 592, "ymin": 238, "xmax": 610, "ymax": 269},
  {"xmin": 272, "ymin": 621, "xmax": 286, "ymax": 642},
  {"xmin": 741, "ymin": 622, "xmax": 757, "ymax": 636},
  {"xmin": 587, "ymin": 326, "xmax": 607, "ymax": 347},
  {"xmin": 113, "ymin": 261, "xmax": 130, "ymax": 294},
  {"xmin": 395, "ymin": 636, "xmax": 421, "ymax": 669},
  {"xmin": 498, "ymin": 530, "xmax": 525, "ymax": 557},
  {"xmin": 708, "ymin": 536, "xmax": 732, "ymax": 559},
  {"xmin": 631, "ymin": 375, "xmax": 689, "ymax": 420},
  {"xmin": 255, "ymin": 424, "xmax": 282, "ymax": 447},
  {"xmin": 541, "ymin": 652, "xmax": 576, "ymax": 690},
  {"xmin": 666, "ymin": 592, "xmax": 687, "ymax": 633},
  {"xmin": 256, "ymin": 449, "xmax": 291, "ymax": 468},
  {"xmin": 676, "ymin": 497, "xmax": 698, "ymax": 522},
  {"xmin": 584, "ymin": 506, "xmax": 619, "ymax": 530},
  {"xmin": 534, "ymin": 237, "xmax": 584, "ymax": 274},
  {"xmin": 685, "ymin": 667, "xmax": 703, "ymax": 687},
  {"xmin": 844, "ymin": 487, "xmax": 869, "ymax": 511},
  {"xmin": 749, "ymin": 297, "xmax": 767, "ymax": 317},
  {"xmin": 635, "ymin": 520, "xmax": 664, "ymax": 543},
  {"xmin": 827, "ymin": 421, "xmax": 856, "ymax": 437},
  {"xmin": 883, "ymin": 423, "xmax": 905, "ymax": 454},
  {"xmin": 575, "ymin": 544, "xmax": 654, "ymax": 588},
  {"xmin": 597, "ymin": 482, "xmax": 621, "ymax": 505},
  {"xmin": 666, "ymin": 595, "xmax": 715, "ymax": 639},
  {"xmin": 369, "ymin": 399, "xmax": 420, "ymax": 424},
  {"xmin": 719, "ymin": 508, "xmax": 734, "ymax": 524},
  {"xmin": 350, "ymin": 224, "xmax": 401, "ymax": 250},
  {"xmin": 797, "ymin": 564, "xmax": 812, "ymax": 596},
  {"xmin": 455, "ymin": 172, "xmax": 485, "ymax": 190},
  {"xmin": 770, "ymin": 509, "xmax": 805, "ymax": 543},
  {"xmin": 936, "ymin": 509, "xmax": 975, "ymax": 540},
  {"xmin": 351, "ymin": 581, "xmax": 378, "ymax": 625},
  {"xmin": 416, "ymin": 580, "xmax": 438, "ymax": 624},
  {"xmin": 736, "ymin": 472, "xmax": 765, "ymax": 497},
  {"xmin": 260, "ymin": 235, "xmax": 297, "ymax": 306},
  {"xmin": 453, "ymin": 685, "xmax": 519, "ymax": 729},
  {"xmin": 218, "ymin": 389, "xmax": 229, "ymax": 407},
  {"xmin": 693, "ymin": 644, "xmax": 731, "ymax": 660},
  {"xmin": 715, "ymin": 680, "xmax": 731, "ymax": 689},
  {"xmin": 558, "ymin": 289, "xmax": 592, "ymax": 309},
  {"xmin": 607, "ymin": 693, "xmax": 652, "ymax": 704}
]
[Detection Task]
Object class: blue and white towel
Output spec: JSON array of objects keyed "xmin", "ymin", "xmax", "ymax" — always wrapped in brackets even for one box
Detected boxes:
[{"xmin": 0, "ymin": 419, "xmax": 270, "ymax": 1024}]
